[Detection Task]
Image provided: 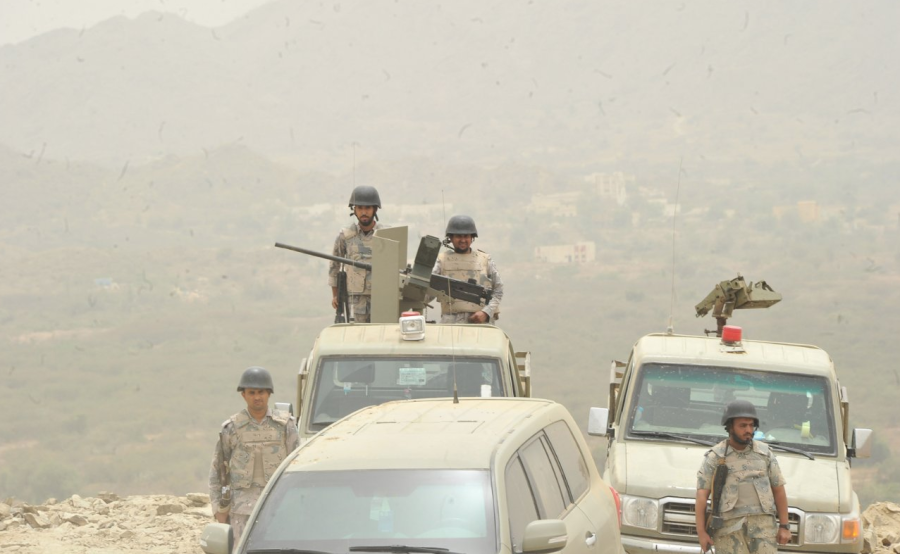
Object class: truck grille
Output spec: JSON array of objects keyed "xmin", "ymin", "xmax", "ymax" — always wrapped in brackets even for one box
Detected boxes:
[{"xmin": 660, "ymin": 499, "xmax": 801, "ymax": 545}]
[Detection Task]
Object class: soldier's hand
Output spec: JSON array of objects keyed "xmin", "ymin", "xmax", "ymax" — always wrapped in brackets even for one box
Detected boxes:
[
  {"xmin": 214, "ymin": 511, "xmax": 229, "ymax": 524},
  {"xmin": 698, "ymin": 531, "xmax": 714, "ymax": 552},
  {"xmin": 332, "ymin": 296, "xmax": 339, "ymax": 310},
  {"xmin": 777, "ymin": 527, "xmax": 791, "ymax": 545},
  {"xmin": 468, "ymin": 311, "xmax": 489, "ymax": 324}
]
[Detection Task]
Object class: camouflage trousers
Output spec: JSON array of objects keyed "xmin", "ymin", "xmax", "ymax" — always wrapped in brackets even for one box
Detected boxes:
[
  {"xmin": 712, "ymin": 514, "xmax": 777, "ymax": 554},
  {"xmin": 230, "ymin": 513, "xmax": 249, "ymax": 552},
  {"xmin": 349, "ymin": 295, "xmax": 370, "ymax": 323}
]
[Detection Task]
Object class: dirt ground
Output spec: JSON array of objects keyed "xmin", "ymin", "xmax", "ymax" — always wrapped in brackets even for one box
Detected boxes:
[{"xmin": 1, "ymin": 493, "xmax": 899, "ymax": 553}]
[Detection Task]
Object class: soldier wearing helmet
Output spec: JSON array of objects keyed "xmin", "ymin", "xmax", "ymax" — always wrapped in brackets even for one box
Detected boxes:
[
  {"xmin": 696, "ymin": 400, "xmax": 791, "ymax": 554},
  {"xmin": 432, "ymin": 215, "xmax": 503, "ymax": 324},
  {"xmin": 208, "ymin": 367, "xmax": 299, "ymax": 550},
  {"xmin": 327, "ymin": 186, "xmax": 388, "ymax": 323}
]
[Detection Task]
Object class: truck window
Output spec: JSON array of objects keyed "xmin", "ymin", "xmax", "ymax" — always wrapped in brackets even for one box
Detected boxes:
[
  {"xmin": 309, "ymin": 357, "xmax": 503, "ymax": 429},
  {"xmin": 519, "ymin": 436, "xmax": 567, "ymax": 518},
  {"xmin": 506, "ymin": 457, "xmax": 539, "ymax": 553},
  {"xmin": 628, "ymin": 363, "xmax": 836, "ymax": 455}
]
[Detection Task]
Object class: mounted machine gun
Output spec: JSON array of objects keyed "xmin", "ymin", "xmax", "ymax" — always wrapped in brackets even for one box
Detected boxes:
[{"xmin": 694, "ymin": 275, "xmax": 782, "ymax": 337}]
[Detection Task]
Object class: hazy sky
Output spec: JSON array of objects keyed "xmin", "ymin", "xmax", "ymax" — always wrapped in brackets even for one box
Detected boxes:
[{"xmin": 0, "ymin": 0, "xmax": 272, "ymax": 45}]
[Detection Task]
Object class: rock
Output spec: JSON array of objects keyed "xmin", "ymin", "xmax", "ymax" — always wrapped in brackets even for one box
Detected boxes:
[
  {"xmin": 864, "ymin": 526, "xmax": 879, "ymax": 553},
  {"xmin": 0, "ymin": 521, "xmax": 6, "ymax": 532},
  {"xmin": 46, "ymin": 498, "xmax": 58, "ymax": 505},
  {"xmin": 186, "ymin": 493, "xmax": 210, "ymax": 506},
  {"xmin": 0, "ymin": 502, "xmax": 10, "ymax": 519},
  {"xmin": 94, "ymin": 503, "xmax": 110, "ymax": 516},
  {"xmin": 157, "ymin": 503, "xmax": 185, "ymax": 516},
  {"xmin": 98, "ymin": 492, "xmax": 120, "ymax": 504},
  {"xmin": 24, "ymin": 512, "xmax": 50, "ymax": 529},
  {"xmin": 48, "ymin": 513, "xmax": 63, "ymax": 528},
  {"xmin": 65, "ymin": 514, "xmax": 89, "ymax": 526},
  {"xmin": 69, "ymin": 494, "xmax": 90, "ymax": 509},
  {"xmin": 121, "ymin": 529, "xmax": 136, "ymax": 539},
  {"xmin": 98, "ymin": 519, "xmax": 116, "ymax": 529}
]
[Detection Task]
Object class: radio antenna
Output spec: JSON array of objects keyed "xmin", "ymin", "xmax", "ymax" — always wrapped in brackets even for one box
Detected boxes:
[{"xmin": 667, "ymin": 157, "xmax": 684, "ymax": 335}]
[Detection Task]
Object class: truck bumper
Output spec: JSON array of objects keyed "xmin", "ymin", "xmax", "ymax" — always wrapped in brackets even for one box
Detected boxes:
[{"xmin": 622, "ymin": 535, "xmax": 703, "ymax": 554}]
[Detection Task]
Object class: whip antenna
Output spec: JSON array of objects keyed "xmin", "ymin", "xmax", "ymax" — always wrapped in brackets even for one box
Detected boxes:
[{"xmin": 667, "ymin": 157, "xmax": 684, "ymax": 334}]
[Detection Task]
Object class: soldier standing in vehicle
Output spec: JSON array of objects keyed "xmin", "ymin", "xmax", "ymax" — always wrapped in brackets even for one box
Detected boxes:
[
  {"xmin": 328, "ymin": 185, "xmax": 387, "ymax": 323},
  {"xmin": 209, "ymin": 367, "xmax": 300, "ymax": 550},
  {"xmin": 432, "ymin": 215, "xmax": 503, "ymax": 324},
  {"xmin": 696, "ymin": 400, "xmax": 792, "ymax": 554}
]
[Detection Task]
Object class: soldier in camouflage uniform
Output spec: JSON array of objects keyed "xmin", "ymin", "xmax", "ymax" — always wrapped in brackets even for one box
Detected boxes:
[
  {"xmin": 209, "ymin": 367, "xmax": 300, "ymax": 551},
  {"xmin": 328, "ymin": 185, "xmax": 388, "ymax": 323},
  {"xmin": 696, "ymin": 400, "xmax": 792, "ymax": 554},
  {"xmin": 432, "ymin": 215, "xmax": 503, "ymax": 324}
]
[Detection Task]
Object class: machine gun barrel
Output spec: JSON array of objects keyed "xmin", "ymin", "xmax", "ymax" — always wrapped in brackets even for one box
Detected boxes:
[{"xmin": 274, "ymin": 242, "xmax": 372, "ymax": 271}]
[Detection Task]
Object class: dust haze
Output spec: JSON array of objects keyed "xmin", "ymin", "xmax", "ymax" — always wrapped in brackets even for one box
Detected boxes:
[{"xmin": 1, "ymin": 0, "xmax": 898, "ymax": 506}]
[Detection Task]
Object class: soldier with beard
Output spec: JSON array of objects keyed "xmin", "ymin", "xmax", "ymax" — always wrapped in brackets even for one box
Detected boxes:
[
  {"xmin": 432, "ymin": 215, "xmax": 503, "ymax": 324},
  {"xmin": 696, "ymin": 400, "xmax": 792, "ymax": 554},
  {"xmin": 328, "ymin": 186, "xmax": 387, "ymax": 323}
]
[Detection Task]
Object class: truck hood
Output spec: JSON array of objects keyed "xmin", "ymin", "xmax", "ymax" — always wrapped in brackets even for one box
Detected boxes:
[{"xmin": 617, "ymin": 441, "xmax": 851, "ymax": 513}]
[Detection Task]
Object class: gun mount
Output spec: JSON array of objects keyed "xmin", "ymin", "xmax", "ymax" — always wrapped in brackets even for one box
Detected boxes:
[
  {"xmin": 275, "ymin": 227, "xmax": 492, "ymax": 323},
  {"xmin": 695, "ymin": 275, "xmax": 782, "ymax": 337}
]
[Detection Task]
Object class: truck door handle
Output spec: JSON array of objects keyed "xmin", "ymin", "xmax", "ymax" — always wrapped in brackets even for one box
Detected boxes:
[{"xmin": 585, "ymin": 532, "xmax": 597, "ymax": 547}]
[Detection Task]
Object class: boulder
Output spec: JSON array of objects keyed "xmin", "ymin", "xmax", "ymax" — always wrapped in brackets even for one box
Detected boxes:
[
  {"xmin": 24, "ymin": 512, "xmax": 50, "ymax": 529},
  {"xmin": 157, "ymin": 503, "xmax": 185, "ymax": 516},
  {"xmin": 64, "ymin": 513, "xmax": 89, "ymax": 526},
  {"xmin": 0, "ymin": 502, "xmax": 10, "ymax": 519},
  {"xmin": 98, "ymin": 492, "xmax": 120, "ymax": 504},
  {"xmin": 186, "ymin": 493, "xmax": 210, "ymax": 506}
]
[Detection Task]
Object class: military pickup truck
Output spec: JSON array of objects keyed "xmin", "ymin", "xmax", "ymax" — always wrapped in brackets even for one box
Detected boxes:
[
  {"xmin": 588, "ymin": 278, "xmax": 873, "ymax": 554},
  {"xmin": 294, "ymin": 316, "xmax": 532, "ymax": 441}
]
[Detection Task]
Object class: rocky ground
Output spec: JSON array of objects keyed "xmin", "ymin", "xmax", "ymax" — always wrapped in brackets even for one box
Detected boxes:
[{"xmin": 1, "ymin": 493, "xmax": 899, "ymax": 553}]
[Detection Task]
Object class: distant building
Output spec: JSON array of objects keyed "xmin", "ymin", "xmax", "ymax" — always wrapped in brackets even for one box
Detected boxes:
[
  {"xmin": 534, "ymin": 241, "xmax": 596, "ymax": 264},
  {"xmin": 527, "ymin": 192, "xmax": 580, "ymax": 217},
  {"xmin": 585, "ymin": 172, "xmax": 632, "ymax": 206}
]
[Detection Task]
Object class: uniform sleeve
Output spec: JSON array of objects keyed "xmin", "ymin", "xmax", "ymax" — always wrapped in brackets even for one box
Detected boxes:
[
  {"xmin": 482, "ymin": 257, "xmax": 503, "ymax": 318},
  {"xmin": 208, "ymin": 427, "xmax": 232, "ymax": 512},
  {"xmin": 767, "ymin": 451, "xmax": 787, "ymax": 488},
  {"xmin": 696, "ymin": 451, "xmax": 717, "ymax": 491},
  {"xmin": 328, "ymin": 232, "xmax": 346, "ymax": 287},
  {"xmin": 286, "ymin": 419, "xmax": 301, "ymax": 452}
]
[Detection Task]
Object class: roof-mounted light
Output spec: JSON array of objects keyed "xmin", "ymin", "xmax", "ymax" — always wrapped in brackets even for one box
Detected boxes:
[
  {"xmin": 399, "ymin": 311, "xmax": 426, "ymax": 341},
  {"xmin": 722, "ymin": 325, "xmax": 742, "ymax": 344}
]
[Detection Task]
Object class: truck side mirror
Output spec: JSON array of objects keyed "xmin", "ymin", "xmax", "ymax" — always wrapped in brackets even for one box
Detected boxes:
[
  {"xmin": 849, "ymin": 428, "xmax": 873, "ymax": 459},
  {"xmin": 588, "ymin": 407, "xmax": 610, "ymax": 437}
]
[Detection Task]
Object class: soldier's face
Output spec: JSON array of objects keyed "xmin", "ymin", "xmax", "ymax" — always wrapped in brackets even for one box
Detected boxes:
[
  {"xmin": 730, "ymin": 417, "xmax": 756, "ymax": 445},
  {"xmin": 450, "ymin": 234, "xmax": 473, "ymax": 253},
  {"xmin": 354, "ymin": 206, "xmax": 376, "ymax": 227},
  {"xmin": 241, "ymin": 388, "xmax": 271, "ymax": 414}
]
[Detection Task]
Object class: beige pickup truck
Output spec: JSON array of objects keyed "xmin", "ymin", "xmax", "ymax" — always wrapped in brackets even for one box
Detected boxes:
[{"xmin": 589, "ymin": 327, "xmax": 873, "ymax": 554}]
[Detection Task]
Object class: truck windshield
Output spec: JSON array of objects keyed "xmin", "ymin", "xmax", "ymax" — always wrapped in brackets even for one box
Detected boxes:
[
  {"xmin": 244, "ymin": 469, "xmax": 496, "ymax": 554},
  {"xmin": 310, "ymin": 357, "xmax": 503, "ymax": 429},
  {"xmin": 627, "ymin": 363, "xmax": 836, "ymax": 455}
]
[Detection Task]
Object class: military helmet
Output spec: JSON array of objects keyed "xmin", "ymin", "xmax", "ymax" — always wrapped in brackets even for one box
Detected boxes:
[
  {"xmin": 348, "ymin": 186, "xmax": 382, "ymax": 208},
  {"xmin": 237, "ymin": 366, "xmax": 274, "ymax": 392},
  {"xmin": 445, "ymin": 215, "xmax": 478, "ymax": 237},
  {"xmin": 721, "ymin": 399, "xmax": 759, "ymax": 427}
]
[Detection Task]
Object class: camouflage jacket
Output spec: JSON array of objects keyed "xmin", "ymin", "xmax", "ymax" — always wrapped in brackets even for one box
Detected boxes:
[
  {"xmin": 697, "ymin": 440, "xmax": 786, "ymax": 520},
  {"xmin": 327, "ymin": 222, "xmax": 388, "ymax": 295},
  {"xmin": 208, "ymin": 408, "xmax": 300, "ymax": 516}
]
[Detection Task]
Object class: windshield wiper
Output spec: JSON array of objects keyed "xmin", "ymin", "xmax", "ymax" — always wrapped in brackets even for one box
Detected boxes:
[
  {"xmin": 350, "ymin": 546, "xmax": 461, "ymax": 554},
  {"xmin": 763, "ymin": 441, "xmax": 815, "ymax": 460},
  {"xmin": 248, "ymin": 550, "xmax": 333, "ymax": 554},
  {"xmin": 629, "ymin": 430, "xmax": 717, "ymax": 447}
]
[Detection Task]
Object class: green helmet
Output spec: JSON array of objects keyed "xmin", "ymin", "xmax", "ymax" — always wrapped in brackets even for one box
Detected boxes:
[
  {"xmin": 237, "ymin": 366, "xmax": 274, "ymax": 392},
  {"xmin": 348, "ymin": 186, "xmax": 382, "ymax": 208},
  {"xmin": 445, "ymin": 215, "xmax": 478, "ymax": 237},
  {"xmin": 721, "ymin": 399, "xmax": 759, "ymax": 427}
]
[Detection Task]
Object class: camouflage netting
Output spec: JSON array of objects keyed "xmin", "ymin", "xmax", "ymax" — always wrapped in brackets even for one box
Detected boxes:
[{"xmin": 863, "ymin": 502, "xmax": 900, "ymax": 554}]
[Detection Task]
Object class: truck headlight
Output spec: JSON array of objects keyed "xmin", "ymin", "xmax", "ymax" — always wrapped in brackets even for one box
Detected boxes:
[
  {"xmin": 620, "ymin": 495, "xmax": 658, "ymax": 530},
  {"xmin": 805, "ymin": 514, "xmax": 839, "ymax": 544}
]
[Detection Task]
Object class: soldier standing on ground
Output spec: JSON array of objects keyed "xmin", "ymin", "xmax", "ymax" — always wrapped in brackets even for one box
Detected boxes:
[
  {"xmin": 328, "ymin": 185, "xmax": 387, "ymax": 323},
  {"xmin": 696, "ymin": 400, "xmax": 792, "ymax": 554},
  {"xmin": 209, "ymin": 367, "xmax": 300, "ymax": 550},
  {"xmin": 432, "ymin": 215, "xmax": 503, "ymax": 324}
]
